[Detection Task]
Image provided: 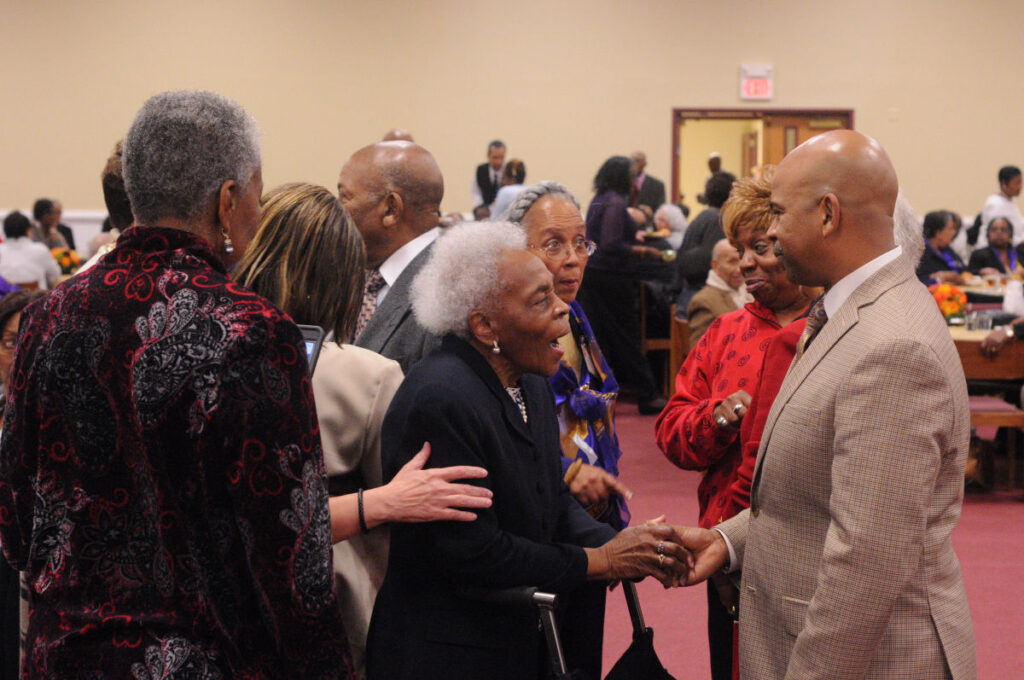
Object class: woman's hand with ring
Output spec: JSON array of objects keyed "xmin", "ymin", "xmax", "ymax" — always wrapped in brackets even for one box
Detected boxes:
[{"xmin": 712, "ymin": 390, "xmax": 752, "ymax": 431}]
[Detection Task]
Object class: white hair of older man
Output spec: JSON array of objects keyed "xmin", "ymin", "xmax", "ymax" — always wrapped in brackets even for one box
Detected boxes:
[
  {"xmin": 893, "ymin": 188, "xmax": 924, "ymax": 268},
  {"xmin": 412, "ymin": 221, "xmax": 528, "ymax": 339}
]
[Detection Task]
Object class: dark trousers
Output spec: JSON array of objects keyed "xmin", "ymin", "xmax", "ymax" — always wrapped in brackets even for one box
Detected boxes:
[
  {"xmin": 707, "ymin": 580, "xmax": 736, "ymax": 680},
  {"xmin": 577, "ymin": 268, "xmax": 660, "ymax": 401}
]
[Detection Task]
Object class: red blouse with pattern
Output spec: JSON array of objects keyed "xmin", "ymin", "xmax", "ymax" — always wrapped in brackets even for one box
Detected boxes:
[
  {"xmin": 0, "ymin": 226, "xmax": 351, "ymax": 679},
  {"xmin": 655, "ymin": 301, "xmax": 786, "ymax": 529}
]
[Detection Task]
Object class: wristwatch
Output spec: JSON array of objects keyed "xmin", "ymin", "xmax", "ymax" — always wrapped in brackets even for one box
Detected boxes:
[{"xmin": 1006, "ymin": 326, "xmax": 1015, "ymax": 340}]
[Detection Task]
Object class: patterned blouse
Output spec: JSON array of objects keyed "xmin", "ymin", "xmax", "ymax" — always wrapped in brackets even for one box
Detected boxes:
[
  {"xmin": 655, "ymin": 300, "xmax": 789, "ymax": 529},
  {"xmin": 549, "ymin": 302, "xmax": 629, "ymax": 529},
  {"xmin": 0, "ymin": 226, "xmax": 351, "ymax": 679}
]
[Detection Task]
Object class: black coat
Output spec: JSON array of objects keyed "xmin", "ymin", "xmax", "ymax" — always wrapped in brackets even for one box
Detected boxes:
[
  {"xmin": 967, "ymin": 244, "xmax": 1024, "ymax": 275},
  {"xmin": 916, "ymin": 244, "xmax": 965, "ymax": 283},
  {"xmin": 677, "ymin": 207, "xmax": 724, "ymax": 289},
  {"xmin": 366, "ymin": 335, "xmax": 617, "ymax": 680}
]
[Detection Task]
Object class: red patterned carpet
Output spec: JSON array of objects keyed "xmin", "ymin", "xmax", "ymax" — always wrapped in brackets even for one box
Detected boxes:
[{"xmin": 601, "ymin": 409, "xmax": 1024, "ymax": 679}]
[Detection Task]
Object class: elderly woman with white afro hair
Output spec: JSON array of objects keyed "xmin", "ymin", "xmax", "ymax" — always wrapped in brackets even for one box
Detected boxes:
[{"xmin": 366, "ymin": 220, "xmax": 693, "ymax": 680}]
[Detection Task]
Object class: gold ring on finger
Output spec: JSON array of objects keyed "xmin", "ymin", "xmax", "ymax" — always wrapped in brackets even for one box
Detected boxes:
[{"xmin": 658, "ymin": 553, "xmax": 665, "ymax": 566}]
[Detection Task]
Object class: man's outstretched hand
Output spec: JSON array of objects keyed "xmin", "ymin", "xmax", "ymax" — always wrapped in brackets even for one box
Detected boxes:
[{"xmin": 676, "ymin": 526, "xmax": 730, "ymax": 586}]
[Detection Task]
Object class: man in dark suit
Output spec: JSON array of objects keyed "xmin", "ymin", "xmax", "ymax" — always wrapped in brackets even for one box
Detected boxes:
[
  {"xmin": 338, "ymin": 141, "xmax": 445, "ymax": 373},
  {"xmin": 630, "ymin": 150, "xmax": 666, "ymax": 217},
  {"xmin": 471, "ymin": 139, "xmax": 505, "ymax": 212}
]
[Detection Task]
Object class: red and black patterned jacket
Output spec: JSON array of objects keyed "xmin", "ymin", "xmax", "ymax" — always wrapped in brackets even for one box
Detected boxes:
[{"xmin": 0, "ymin": 226, "xmax": 351, "ymax": 679}]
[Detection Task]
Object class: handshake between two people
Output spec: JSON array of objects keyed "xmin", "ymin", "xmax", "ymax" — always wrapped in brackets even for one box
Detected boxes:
[{"xmin": 584, "ymin": 521, "xmax": 733, "ymax": 589}]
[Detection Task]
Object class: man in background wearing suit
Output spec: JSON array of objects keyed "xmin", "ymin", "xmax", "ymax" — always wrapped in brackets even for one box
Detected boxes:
[
  {"xmin": 680, "ymin": 130, "xmax": 976, "ymax": 679},
  {"xmin": 630, "ymin": 150, "xmax": 666, "ymax": 219},
  {"xmin": 339, "ymin": 141, "xmax": 444, "ymax": 373},
  {"xmin": 471, "ymin": 139, "xmax": 505, "ymax": 214}
]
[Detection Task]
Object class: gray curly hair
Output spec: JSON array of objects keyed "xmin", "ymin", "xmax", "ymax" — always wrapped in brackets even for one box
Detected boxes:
[
  {"xmin": 412, "ymin": 221, "xmax": 528, "ymax": 339},
  {"xmin": 123, "ymin": 90, "xmax": 261, "ymax": 225},
  {"xmin": 499, "ymin": 180, "xmax": 580, "ymax": 223}
]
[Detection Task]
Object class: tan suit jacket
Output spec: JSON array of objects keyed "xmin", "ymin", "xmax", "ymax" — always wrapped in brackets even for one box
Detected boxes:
[
  {"xmin": 687, "ymin": 284, "xmax": 742, "ymax": 350},
  {"xmin": 312, "ymin": 343, "xmax": 403, "ymax": 679},
  {"xmin": 719, "ymin": 257, "xmax": 976, "ymax": 679}
]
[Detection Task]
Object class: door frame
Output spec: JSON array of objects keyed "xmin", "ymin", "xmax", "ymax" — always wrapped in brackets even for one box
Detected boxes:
[{"xmin": 670, "ymin": 108, "xmax": 855, "ymax": 202}]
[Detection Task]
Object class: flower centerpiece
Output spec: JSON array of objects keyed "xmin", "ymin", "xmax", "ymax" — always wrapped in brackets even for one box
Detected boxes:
[
  {"xmin": 51, "ymin": 247, "xmax": 82, "ymax": 277},
  {"xmin": 928, "ymin": 283, "xmax": 967, "ymax": 324}
]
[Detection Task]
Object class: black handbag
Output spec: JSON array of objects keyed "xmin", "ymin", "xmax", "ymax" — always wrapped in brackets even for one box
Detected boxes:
[{"xmin": 603, "ymin": 582, "xmax": 677, "ymax": 680}]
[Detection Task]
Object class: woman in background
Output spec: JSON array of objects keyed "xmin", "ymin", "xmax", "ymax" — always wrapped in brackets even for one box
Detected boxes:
[
  {"xmin": 577, "ymin": 155, "xmax": 667, "ymax": 414},
  {"xmin": 968, "ymin": 216, "xmax": 1022, "ymax": 276},
  {"xmin": 234, "ymin": 183, "xmax": 492, "ymax": 677},
  {"xmin": 917, "ymin": 209, "xmax": 966, "ymax": 285},
  {"xmin": 650, "ymin": 202, "xmax": 688, "ymax": 250}
]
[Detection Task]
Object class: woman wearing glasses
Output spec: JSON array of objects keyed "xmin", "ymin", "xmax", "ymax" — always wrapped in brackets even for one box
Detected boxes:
[
  {"xmin": 575, "ymin": 156, "xmax": 668, "ymax": 415},
  {"xmin": 504, "ymin": 182, "xmax": 633, "ymax": 679}
]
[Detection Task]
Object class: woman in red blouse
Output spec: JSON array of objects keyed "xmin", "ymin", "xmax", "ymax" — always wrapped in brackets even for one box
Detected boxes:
[{"xmin": 655, "ymin": 168, "xmax": 813, "ymax": 680}]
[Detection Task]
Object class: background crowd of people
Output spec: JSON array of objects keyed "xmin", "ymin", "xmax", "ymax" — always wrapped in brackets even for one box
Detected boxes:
[{"xmin": 0, "ymin": 88, "xmax": 1015, "ymax": 680}]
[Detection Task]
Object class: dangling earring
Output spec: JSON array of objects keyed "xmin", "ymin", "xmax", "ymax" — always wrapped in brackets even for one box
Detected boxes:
[
  {"xmin": 222, "ymin": 229, "xmax": 234, "ymax": 255},
  {"xmin": 491, "ymin": 340, "xmax": 501, "ymax": 354}
]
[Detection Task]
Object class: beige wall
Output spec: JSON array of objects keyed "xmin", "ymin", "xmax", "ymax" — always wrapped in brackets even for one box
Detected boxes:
[{"xmin": 3, "ymin": 0, "xmax": 1022, "ymax": 220}]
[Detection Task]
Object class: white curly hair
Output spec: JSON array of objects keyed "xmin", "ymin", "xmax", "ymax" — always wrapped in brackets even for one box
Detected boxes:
[{"xmin": 412, "ymin": 221, "xmax": 528, "ymax": 339}]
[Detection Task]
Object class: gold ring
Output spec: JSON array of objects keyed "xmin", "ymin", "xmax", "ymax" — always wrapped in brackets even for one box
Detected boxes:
[{"xmin": 658, "ymin": 554, "xmax": 665, "ymax": 566}]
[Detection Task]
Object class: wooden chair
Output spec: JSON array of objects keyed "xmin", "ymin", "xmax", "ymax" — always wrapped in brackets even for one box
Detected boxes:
[
  {"xmin": 968, "ymin": 395, "xmax": 1024, "ymax": 491},
  {"xmin": 669, "ymin": 316, "xmax": 690, "ymax": 395},
  {"xmin": 639, "ymin": 285, "xmax": 690, "ymax": 396}
]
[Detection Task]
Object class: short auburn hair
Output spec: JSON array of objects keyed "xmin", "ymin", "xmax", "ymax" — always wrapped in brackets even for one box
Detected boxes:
[{"xmin": 721, "ymin": 166, "xmax": 774, "ymax": 242}]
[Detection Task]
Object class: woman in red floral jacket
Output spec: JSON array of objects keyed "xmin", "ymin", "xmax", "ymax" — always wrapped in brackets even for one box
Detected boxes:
[{"xmin": 655, "ymin": 168, "xmax": 813, "ymax": 680}]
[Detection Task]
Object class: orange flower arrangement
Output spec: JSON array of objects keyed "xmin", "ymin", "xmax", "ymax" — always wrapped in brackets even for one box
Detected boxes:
[
  {"xmin": 51, "ymin": 247, "xmax": 82, "ymax": 276},
  {"xmin": 928, "ymin": 283, "xmax": 967, "ymax": 321}
]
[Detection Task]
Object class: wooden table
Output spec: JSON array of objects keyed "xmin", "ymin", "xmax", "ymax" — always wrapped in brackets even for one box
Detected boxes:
[
  {"xmin": 950, "ymin": 325, "xmax": 1024, "ymax": 490},
  {"xmin": 949, "ymin": 326, "xmax": 1024, "ymax": 381}
]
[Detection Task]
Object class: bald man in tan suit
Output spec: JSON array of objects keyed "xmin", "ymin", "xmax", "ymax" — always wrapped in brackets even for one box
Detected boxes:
[{"xmin": 680, "ymin": 130, "xmax": 976, "ymax": 679}]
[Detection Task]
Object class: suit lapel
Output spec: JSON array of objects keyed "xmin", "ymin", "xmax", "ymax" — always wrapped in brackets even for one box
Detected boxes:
[
  {"xmin": 750, "ymin": 258, "xmax": 915, "ymax": 499},
  {"xmin": 356, "ymin": 242, "xmax": 434, "ymax": 351}
]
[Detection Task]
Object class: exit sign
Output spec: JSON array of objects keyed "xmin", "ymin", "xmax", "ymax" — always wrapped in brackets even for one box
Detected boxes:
[{"xmin": 740, "ymin": 64, "xmax": 773, "ymax": 100}]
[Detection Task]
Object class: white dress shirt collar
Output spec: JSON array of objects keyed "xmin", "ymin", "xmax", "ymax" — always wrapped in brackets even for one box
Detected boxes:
[
  {"xmin": 376, "ymin": 227, "xmax": 440, "ymax": 302},
  {"xmin": 822, "ymin": 246, "xmax": 902, "ymax": 319}
]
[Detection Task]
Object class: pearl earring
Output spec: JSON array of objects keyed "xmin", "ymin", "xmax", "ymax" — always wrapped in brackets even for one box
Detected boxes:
[
  {"xmin": 491, "ymin": 340, "xmax": 501, "ymax": 354},
  {"xmin": 222, "ymin": 229, "xmax": 234, "ymax": 255}
]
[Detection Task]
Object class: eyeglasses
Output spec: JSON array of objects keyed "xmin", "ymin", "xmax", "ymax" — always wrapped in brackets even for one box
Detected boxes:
[{"xmin": 531, "ymin": 238, "xmax": 597, "ymax": 261}]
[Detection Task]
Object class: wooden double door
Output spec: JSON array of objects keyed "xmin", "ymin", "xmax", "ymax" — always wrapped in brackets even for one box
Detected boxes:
[{"xmin": 671, "ymin": 109, "xmax": 853, "ymax": 203}]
